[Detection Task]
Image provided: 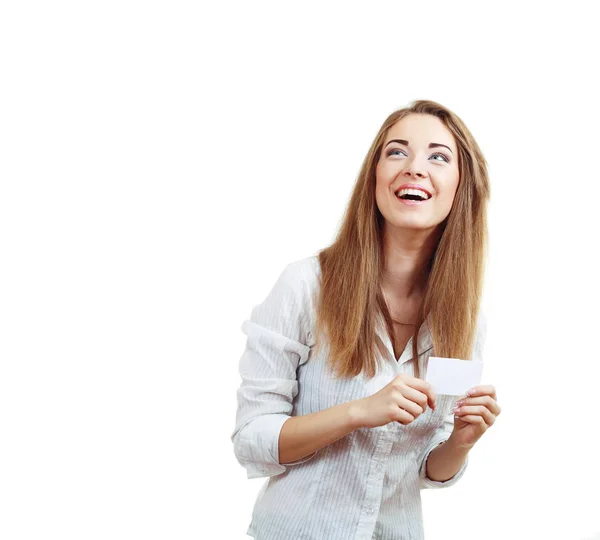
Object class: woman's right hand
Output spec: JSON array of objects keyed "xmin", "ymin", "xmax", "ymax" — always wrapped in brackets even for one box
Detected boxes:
[{"xmin": 351, "ymin": 374, "xmax": 437, "ymax": 429}]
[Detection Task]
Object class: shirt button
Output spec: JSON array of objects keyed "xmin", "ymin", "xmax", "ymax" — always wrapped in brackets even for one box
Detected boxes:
[{"xmin": 365, "ymin": 507, "xmax": 374, "ymax": 516}]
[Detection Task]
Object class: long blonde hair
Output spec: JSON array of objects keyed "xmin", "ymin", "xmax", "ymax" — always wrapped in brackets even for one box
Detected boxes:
[{"xmin": 313, "ymin": 99, "xmax": 490, "ymax": 379}]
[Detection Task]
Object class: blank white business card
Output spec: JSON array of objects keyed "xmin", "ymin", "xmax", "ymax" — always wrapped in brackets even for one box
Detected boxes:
[{"xmin": 425, "ymin": 356, "xmax": 484, "ymax": 396}]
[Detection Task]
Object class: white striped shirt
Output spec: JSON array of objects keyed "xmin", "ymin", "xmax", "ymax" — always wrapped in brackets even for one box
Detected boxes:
[{"xmin": 231, "ymin": 255, "xmax": 486, "ymax": 540}]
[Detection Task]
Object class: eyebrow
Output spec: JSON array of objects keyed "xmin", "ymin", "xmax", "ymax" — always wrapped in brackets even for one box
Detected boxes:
[{"xmin": 384, "ymin": 139, "xmax": 453, "ymax": 154}]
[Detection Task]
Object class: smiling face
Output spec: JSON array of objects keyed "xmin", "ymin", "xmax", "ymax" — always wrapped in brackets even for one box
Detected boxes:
[{"xmin": 375, "ymin": 113, "xmax": 460, "ymax": 234}]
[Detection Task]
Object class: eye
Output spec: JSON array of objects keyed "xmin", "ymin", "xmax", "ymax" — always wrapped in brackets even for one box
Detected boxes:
[
  {"xmin": 386, "ymin": 148, "xmax": 450, "ymax": 163},
  {"xmin": 431, "ymin": 152, "xmax": 450, "ymax": 163}
]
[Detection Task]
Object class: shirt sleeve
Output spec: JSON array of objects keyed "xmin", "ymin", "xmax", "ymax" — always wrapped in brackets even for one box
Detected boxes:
[
  {"xmin": 230, "ymin": 261, "xmax": 318, "ymax": 479},
  {"xmin": 418, "ymin": 311, "xmax": 487, "ymax": 489}
]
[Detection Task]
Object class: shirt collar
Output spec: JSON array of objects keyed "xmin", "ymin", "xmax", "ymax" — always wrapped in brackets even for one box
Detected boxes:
[{"xmin": 375, "ymin": 312, "xmax": 434, "ymax": 363}]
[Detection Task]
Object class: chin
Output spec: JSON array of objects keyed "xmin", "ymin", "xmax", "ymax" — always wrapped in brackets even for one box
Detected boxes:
[
  {"xmin": 388, "ymin": 216, "xmax": 443, "ymax": 233},
  {"xmin": 390, "ymin": 215, "xmax": 432, "ymax": 227},
  {"xmin": 392, "ymin": 221, "xmax": 432, "ymax": 232}
]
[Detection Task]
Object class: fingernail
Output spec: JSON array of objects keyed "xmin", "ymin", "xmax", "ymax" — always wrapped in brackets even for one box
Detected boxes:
[
  {"xmin": 466, "ymin": 389, "xmax": 475, "ymax": 396},
  {"xmin": 457, "ymin": 400, "xmax": 465, "ymax": 406},
  {"xmin": 452, "ymin": 406, "xmax": 460, "ymax": 413}
]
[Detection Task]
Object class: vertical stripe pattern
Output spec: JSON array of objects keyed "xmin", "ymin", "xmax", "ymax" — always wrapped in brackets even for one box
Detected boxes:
[{"xmin": 231, "ymin": 255, "xmax": 486, "ymax": 540}]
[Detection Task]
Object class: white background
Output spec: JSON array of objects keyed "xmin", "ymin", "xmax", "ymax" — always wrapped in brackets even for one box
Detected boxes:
[{"xmin": 1, "ymin": 1, "xmax": 599, "ymax": 539}]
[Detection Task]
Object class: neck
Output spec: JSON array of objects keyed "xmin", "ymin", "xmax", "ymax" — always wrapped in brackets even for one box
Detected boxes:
[{"xmin": 380, "ymin": 222, "xmax": 441, "ymax": 302}]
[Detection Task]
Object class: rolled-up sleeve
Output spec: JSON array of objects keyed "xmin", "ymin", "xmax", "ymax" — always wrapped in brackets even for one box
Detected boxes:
[
  {"xmin": 419, "ymin": 311, "xmax": 487, "ymax": 489},
  {"xmin": 418, "ymin": 400, "xmax": 469, "ymax": 489},
  {"xmin": 230, "ymin": 262, "xmax": 317, "ymax": 479}
]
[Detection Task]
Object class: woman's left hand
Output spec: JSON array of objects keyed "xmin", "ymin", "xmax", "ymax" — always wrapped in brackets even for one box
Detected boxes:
[{"xmin": 449, "ymin": 385, "xmax": 501, "ymax": 449}]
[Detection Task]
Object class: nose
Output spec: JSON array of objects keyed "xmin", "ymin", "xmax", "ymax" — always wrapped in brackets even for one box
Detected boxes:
[
  {"xmin": 403, "ymin": 165, "xmax": 426, "ymax": 179},
  {"xmin": 403, "ymin": 156, "xmax": 427, "ymax": 179}
]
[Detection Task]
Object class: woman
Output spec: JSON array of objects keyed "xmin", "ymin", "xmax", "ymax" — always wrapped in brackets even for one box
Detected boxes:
[{"xmin": 231, "ymin": 99, "xmax": 501, "ymax": 540}]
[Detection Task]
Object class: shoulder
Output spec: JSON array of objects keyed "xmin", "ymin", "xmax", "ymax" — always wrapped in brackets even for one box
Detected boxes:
[
  {"xmin": 255, "ymin": 255, "xmax": 321, "ymax": 314},
  {"xmin": 281, "ymin": 254, "xmax": 321, "ymax": 280},
  {"xmin": 248, "ymin": 255, "xmax": 321, "ymax": 345},
  {"xmin": 274, "ymin": 254, "xmax": 321, "ymax": 298}
]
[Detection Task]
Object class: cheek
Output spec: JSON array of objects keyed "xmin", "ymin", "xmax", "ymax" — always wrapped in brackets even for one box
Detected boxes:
[
  {"xmin": 374, "ymin": 169, "xmax": 390, "ymax": 201},
  {"xmin": 375, "ymin": 164, "xmax": 386, "ymax": 186},
  {"xmin": 445, "ymin": 185, "xmax": 459, "ymax": 205},
  {"xmin": 440, "ymin": 175, "xmax": 460, "ymax": 203},
  {"xmin": 434, "ymin": 180, "xmax": 459, "ymax": 216},
  {"xmin": 376, "ymin": 160, "xmax": 396, "ymax": 182},
  {"xmin": 374, "ymin": 184, "xmax": 387, "ymax": 213}
]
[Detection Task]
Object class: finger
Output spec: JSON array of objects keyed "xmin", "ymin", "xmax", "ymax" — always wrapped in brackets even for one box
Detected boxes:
[
  {"xmin": 393, "ymin": 406, "xmax": 416, "ymax": 426},
  {"xmin": 466, "ymin": 385, "xmax": 497, "ymax": 400},
  {"xmin": 455, "ymin": 414, "xmax": 487, "ymax": 427},
  {"xmin": 402, "ymin": 377, "xmax": 437, "ymax": 410},
  {"xmin": 454, "ymin": 405, "xmax": 496, "ymax": 426},
  {"xmin": 397, "ymin": 394, "xmax": 425, "ymax": 418},
  {"xmin": 399, "ymin": 385, "xmax": 430, "ymax": 413},
  {"xmin": 457, "ymin": 396, "xmax": 501, "ymax": 416},
  {"xmin": 393, "ymin": 375, "xmax": 436, "ymax": 410}
]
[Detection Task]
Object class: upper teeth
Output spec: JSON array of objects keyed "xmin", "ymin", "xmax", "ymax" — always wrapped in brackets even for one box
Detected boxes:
[{"xmin": 396, "ymin": 188, "xmax": 430, "ymax": 200}]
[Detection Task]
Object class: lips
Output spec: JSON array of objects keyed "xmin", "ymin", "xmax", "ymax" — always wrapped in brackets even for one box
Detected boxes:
[
  {"xmin": 396, "ymin": 196, "xmax": 428, "ymax": 206},
  {"xmin": 394, "ymin": 183, "xmax": 432, "ymax": 200}
]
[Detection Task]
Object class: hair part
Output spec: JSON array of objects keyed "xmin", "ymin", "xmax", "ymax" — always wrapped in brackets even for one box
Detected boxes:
[{"xmin": 312, "ymin": 99, "xmax": 490, "ymax": 380}]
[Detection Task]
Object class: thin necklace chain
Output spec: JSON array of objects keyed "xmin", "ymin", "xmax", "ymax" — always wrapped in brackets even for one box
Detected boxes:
[{"xmin": 391, "ymin": 319, "xmax": 416, "ymax": 326}]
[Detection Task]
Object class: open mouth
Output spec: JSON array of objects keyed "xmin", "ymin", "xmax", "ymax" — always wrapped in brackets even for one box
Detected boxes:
[{"xmin": 394, "ymin": 188, "xmax": 432, "ymax": 202}]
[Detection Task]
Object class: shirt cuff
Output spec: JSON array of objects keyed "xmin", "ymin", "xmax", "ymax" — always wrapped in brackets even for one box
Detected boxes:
[
  {"xmin": 234, "ymin": 414, "xmax": 317, "ymax": 479},
  {"xmin": 419, "ymin": 437, "xmax": 469, "ymax": 489}
]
